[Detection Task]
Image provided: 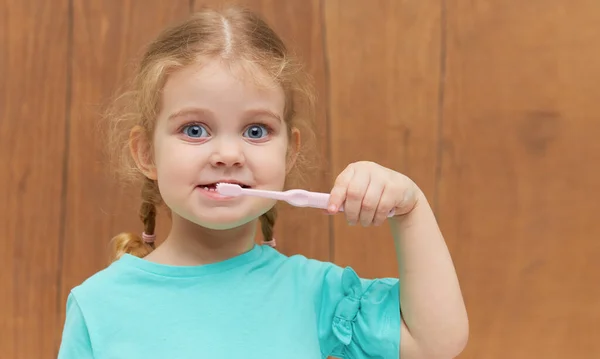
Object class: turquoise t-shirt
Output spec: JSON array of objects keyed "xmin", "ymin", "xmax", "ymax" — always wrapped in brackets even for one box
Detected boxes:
[{"xmin": 58, "ymin": 244, "xmax": 401, "ymax": 359}]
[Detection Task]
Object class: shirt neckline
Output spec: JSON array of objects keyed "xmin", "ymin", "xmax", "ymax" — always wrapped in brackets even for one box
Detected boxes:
[{"xmin": 116, "ymin": 244, "xmax": 264, "ymax": 278}]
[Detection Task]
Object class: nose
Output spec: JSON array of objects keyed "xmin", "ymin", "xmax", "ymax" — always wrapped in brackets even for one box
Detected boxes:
[{"xmin": 209, "ymin": 137, "xmax": 245, "ymax": 168}]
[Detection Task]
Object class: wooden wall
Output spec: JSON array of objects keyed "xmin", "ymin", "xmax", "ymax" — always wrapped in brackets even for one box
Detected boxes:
[{"xmin": 2, "ymin": 0, "xmax": 599, "ymax": 358}]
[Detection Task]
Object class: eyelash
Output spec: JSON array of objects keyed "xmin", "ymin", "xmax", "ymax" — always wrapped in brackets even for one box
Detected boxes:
[
  {"xmin": 177, "ymin": 121, "xmax": 207, "ymax": 134},
  {"xmin": 177, "ymin": 122, "xmax": 275, "ymax": 137},
  {"xmin": 248, "ymin": 123, "xmax": 274, "ymax": 135}
]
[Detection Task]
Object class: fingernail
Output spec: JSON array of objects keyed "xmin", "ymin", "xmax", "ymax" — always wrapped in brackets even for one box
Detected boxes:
[{"xmin": 328, "ymin": 204, "xmax": 337, "ymax": 212}]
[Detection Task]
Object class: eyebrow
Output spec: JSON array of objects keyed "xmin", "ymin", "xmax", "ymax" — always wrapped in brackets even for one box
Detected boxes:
[
  {"xmin": 167, "ymin": 107, "xmax": 213, "ymax": 121},
  {"xmin": 244, "ymin": 109, "xmax": 282, "ymax": 122},
  {"xmin": 168, "ymin": 107, "xmax": 282, "ymax": 122}
]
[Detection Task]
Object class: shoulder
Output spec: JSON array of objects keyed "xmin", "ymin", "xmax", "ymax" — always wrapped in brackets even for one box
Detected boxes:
[
  {"xmin": 70, "ymin": 261, "xmax": 122, "ymax": 294},
  {"xmin": 265, "ymin": 246, "xmax": 399, "ymax": 302},
  {"xmin": 261, "ymin": 246, "xmax": 341, "ymax": 282},
  {"xmin": 67, "ymin": 256, "xmax": 146, "ymax": 310}
]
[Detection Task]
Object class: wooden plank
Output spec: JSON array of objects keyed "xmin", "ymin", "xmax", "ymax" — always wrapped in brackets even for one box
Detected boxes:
[
  {"xmin": 59, "ymin": 0, "xmax": 190, "ymax": 324},
  {"xmin": 0, "ymin": 0, "xmax": 69, "ymax": 358},
  {"xmin": 440, "ymin": 1, "xmax": 600, "ymax": 357},
  {"xmin": 193, "ymin": 0, "xmax": 331, "ymax": 261},
  {"xmin": 324, "ymin": 0, "xmax": 442, "ymax": 277}
]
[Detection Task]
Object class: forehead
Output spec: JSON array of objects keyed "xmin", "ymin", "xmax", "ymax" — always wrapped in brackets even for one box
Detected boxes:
[{"xmin": 160, "ymin": 58, "xmax": 285, "ymax": 116}]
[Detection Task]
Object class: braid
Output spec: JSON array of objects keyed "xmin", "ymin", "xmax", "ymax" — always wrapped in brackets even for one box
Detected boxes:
[
  {"xmin": 139, "ymin": 178, "xmax": 158, "ymax": 247},
  {"xmin": 109, "ymin": 177, "xmax": 159, "ymax": 262},
  {"xmin": 259, "ymin": 207, "xmax": 277, "ymax": 245}
]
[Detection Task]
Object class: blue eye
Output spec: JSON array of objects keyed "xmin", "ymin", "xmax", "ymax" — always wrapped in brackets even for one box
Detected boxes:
[
  {"xmin": 243, "ymin": 124, "xmax": 269, "ymax": 139},
  {"xmin": 182, "ymin": 124, "xmax": 208, "ymax": 138}
]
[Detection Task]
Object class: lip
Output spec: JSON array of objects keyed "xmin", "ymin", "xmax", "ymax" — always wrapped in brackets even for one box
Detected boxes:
[{"xmin": 196, "ymin": 179, "xmax": 252, "ymax": 188}]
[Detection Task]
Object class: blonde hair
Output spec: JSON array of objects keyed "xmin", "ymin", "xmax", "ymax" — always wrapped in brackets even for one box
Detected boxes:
[{"xmin": 104, "ymin": 6, "xmax": 317, "ymax": 262}]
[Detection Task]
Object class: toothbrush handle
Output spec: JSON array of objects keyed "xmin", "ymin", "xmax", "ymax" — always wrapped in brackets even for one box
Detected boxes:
[
  {"xmin": 243, "ymin": 188, "xmax": 395, "ymax": 217},
  {"xmin": 241, "ymin": 188, "xmax": 289, "ymax": 201}
]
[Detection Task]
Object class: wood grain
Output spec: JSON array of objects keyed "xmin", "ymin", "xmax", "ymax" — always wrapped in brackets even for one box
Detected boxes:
[
  {"xmin": 194, "ymin": 0, "xmax": 331, "ymax": 261},
  {"xmin": 0, "ymin": 0, "xmax": 69, "ymax": 358},
  {"xmin": 59, "ymin": 0, "xmax": 190, "ymax": 331},
  {"xmin": 440, "ymin": 1, "xmax": 600, "ymax": 357},
  {"xmin": 324, "ymin": 0, "xmax": 443, "ymax": 277},
  {"xmin": 5, "ymin": 1, "xmax": 600, "ymax": 358}
]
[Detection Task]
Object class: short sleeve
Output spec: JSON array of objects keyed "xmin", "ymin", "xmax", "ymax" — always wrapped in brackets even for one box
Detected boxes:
[
  {"xmin": 317, "ymin": 265, "xmax": 401, "ymax": 359},
  {"xmin": 57, "ymin": 293, "xmax": 94, "ymax": 359}
]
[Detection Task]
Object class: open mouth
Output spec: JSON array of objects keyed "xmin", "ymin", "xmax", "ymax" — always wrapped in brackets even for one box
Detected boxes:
[{"xmin": 197, "ymin": 182, "xmax": 251, "ymax": 192}]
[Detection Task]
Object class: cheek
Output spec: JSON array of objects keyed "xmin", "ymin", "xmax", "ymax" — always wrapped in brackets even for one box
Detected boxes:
[
  {"xmin": 250, "ymin": 142, "xmax": 289, "ymax": 188},
  {"xmin": 153, "ymin": 138, "xmax": 199, "ymax": 187}
]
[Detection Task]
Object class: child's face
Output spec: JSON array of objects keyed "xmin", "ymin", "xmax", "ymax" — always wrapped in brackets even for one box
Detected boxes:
[{"xmin": 147, "ymin": 58, "xmax": 295, "ymax": 229}]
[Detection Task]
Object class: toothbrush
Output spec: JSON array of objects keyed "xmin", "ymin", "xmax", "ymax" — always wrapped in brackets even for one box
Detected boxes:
[{"xmin": 216, "ymin": 183, "xmax": 395, "ymax": 217}]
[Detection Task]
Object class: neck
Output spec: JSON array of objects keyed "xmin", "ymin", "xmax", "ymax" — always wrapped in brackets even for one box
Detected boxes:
[{"xmin": 146, "ymin": 214, "xmax": 258, "ymax": 266}]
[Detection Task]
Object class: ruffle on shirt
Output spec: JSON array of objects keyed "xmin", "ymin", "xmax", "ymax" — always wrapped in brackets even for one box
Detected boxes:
[{"xmin": 331, "ymin": 267, "xmax": 401, "ymax": 359}]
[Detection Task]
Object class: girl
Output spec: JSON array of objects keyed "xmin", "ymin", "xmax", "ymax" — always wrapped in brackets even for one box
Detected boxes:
[{"xmin": 58, "ymin": 6, "xmax": 468, "ymax": 359}]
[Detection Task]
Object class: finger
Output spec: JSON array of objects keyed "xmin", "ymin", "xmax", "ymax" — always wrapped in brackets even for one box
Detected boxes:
[
  {"xmin": 372, "ymin": 184, "xmax": 398, "ymax": 226},
  {"xmin": 359, "ymin": 179, "xmax": 384, "ymax": 227},
  {"xmin": 328, "ymin": 165, "xmax": 355, "ymax": 213},
  {"xmin": 344, "ymin": 170, "xmax": 370, "ymax": 225}
]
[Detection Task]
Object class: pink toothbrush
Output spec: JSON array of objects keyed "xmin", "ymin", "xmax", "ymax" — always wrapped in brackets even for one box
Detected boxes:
[{"xmin": 216, "ymin": 183, "xmax": 395, "ymax": 217}]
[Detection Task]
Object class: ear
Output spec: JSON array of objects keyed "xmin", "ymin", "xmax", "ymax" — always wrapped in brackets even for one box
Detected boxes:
[
  {"xmin": 286, "ymin": 127, "xmax": 301, "ymax": 174},
  {"xmin": 129, "ymin": 125, "xmax": 157, "ymax": 180}
]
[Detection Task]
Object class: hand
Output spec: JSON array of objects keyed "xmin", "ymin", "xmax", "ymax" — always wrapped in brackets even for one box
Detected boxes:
[{"xmin": 327, "ymin": 161, "xmax": 421, "ymax": 227}]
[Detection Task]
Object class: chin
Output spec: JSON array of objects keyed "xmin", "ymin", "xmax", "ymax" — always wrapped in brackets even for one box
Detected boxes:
[
  {"xmin": 194, "ymin": 217, "xmax": 254, "ymax": 230},
  {"xmin": 178, "ymin": 206, "xmax": 268, "ymax": 231}
]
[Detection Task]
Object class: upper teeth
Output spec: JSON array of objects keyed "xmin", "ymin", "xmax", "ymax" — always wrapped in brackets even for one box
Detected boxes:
[{"xmin": 203, "ymin": 187, "xmax": 217, "ymax": 191}]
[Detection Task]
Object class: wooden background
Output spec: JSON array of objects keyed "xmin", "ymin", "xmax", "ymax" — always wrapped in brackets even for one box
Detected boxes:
[{"xmin": 2, "ymin": 0, "xmax": 599, "ymax": 358}]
